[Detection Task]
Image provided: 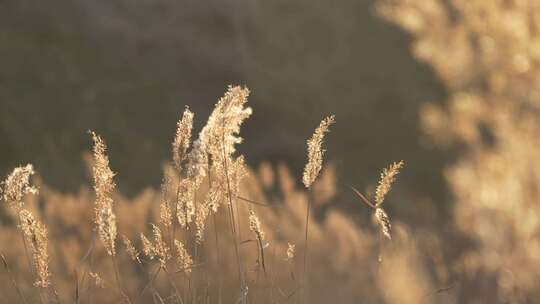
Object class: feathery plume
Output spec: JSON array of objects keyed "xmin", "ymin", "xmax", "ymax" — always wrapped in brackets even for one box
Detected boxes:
[
  {"xmin": 122, "ymin": 235, "xmax": 141, "ymax": 264},
  {"xmin": 352, "ymin": 161, "xmax": 405, "ymax": 240},
  {"xmin": 160, "ymin": 200, "xmax": 173, "ymax": 228},
  {"xmin": 160, "ymin": 167, "xmax": 174, "ymax": 228},
  {"xmin": 174, "ymin": 240, "xmax": 193, "ymax": 274},
  {"xmin": 205, "ymin": 183, "xmax": 221, "ymax": 214},
  {"xmin": 186, "ymin": 86, "xmax": 251, "ymax": 187},
  {"xmin": 172, "ymin": 107, "xmax": 194, "ymax": 172},
  {"xmin": 90, "ymin": 132, "xmax": 118, "ymax": 256},
  {"xmin": 18, "ymin": 210, "xmax": 50, "ymax": 288},
  {"xmin": 140, "ymin": 234, "xmax": 155, "ymax": 260},
  {"xmin": 201, "ymin": 86, "xmax": 251, "ymax": 160},
  {"xmin": 152, "ymin": 224, "xmax": 171, "ymax": 266},
  {"xmin": 375, "ymin": 160, "xmax": 405, "ymax": 206},
  {"xmin": 141, "ymin": 225, "xmax": 171, "ymax": 267},
  {"xmin": 176, "ymin": 86, "xmax": 251, "ymax": 229},
  {"xmin": 303, "ymin": 115, "xmax": 335, "ymax": 188},
  {"xmin": 375, "ymin": 208, "xmax": 392, "ymax": 240},
  {"xmin": 1, "ymin": 164, "xmax": 38, "ymax": 210},
  {"xmin": 227, "ymin": 156, "xmax": 247, "ymax": 204},
  {"xmin": 195, "ymin": 201, "xmax": 210, "ymax": 244},
  {"xmin": 248, "ymin": 208, "xmax": 265, "ymax": 241},
  {"xmin": 176, "ymin": 180, "xmax": 196, "ymax": 228},
  {"xmin": 249, "ymin": 208, "xmax": 267, "ymax": 273}
]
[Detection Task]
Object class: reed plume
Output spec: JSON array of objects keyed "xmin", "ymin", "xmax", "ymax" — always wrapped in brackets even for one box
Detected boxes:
[
  {"xmin": 174, "ymin": 239, "xmax": 193, "ymax": 274},
  {"xmin": 375, "ymin": 160, "xmax": 404, "ymax": 206},
  {"xmin": 374, "ymin": 208, "xmax": 392, "ymax": 240},
  {"xmin": 248, "ymin": 208, "xmax": 265, "ymax": 241},
  {"xmin": 141, "ymin": 234, "xmax": 155, "ymax": 260},
  {"xmin": 301, "ymin": 115, "xmax": 335, "ymax": 303},
  {"xmin": 90, "ymin": 132, "xmax": 118, "ymax": 256},
  {"xmin": 172, "ymin": 107, "xmax": 194, "ymax": 173},
  {"xmin": 170, "ymin": 108, "xmax": 196, "ymax": 228},
  {"xmin": 195, "ymin": 200, "xmax": 210, "ymax": 244},
  {"xmin": 1, "ymin": 164, "xmax": 38, "ymax": 210},
  {"xmin": 198, "ymin": 86, "xmax": 251, "ymax": 161},
  {"xmin": 152, "ymin": 224, "xmax": 171, "ymax": 266},
  {"xmin": 186, "ymin": 86, "xmax": 251, "ymax": 188},
  {"xmin": 374, "ymin": 161, "xmax": 404, "ymax": 239},
  {"xmin": 303, "ymin": 115, "xmax": 335, "ymax": 188},
  {"xmin": 141, "ymin": 224, "xmax": 171, "ymax": 267},
  {"xmin": 352, "ymin": 160, "xmax": 405, "ymax": 240},
  {"xmin": 122, "ymin": 235, "xmax": 141, "ymax": 264},
  {"xmin": 249, "ymin": 208, "xmax": 266, "ymax": 273},
  {"xmin": 176, "ymin": 180, "xmax": 196, "ymax": 228},
  {"xmin": 18, "ymin": 209, "xmax": 50, "ymax": 287},
  {"xmin": 160, "ymin": 166, "xmax": 174, "ymax": 228},
  {"xmin": 2, "ymin": 165, "xmax": 51, "ymax": 290}
]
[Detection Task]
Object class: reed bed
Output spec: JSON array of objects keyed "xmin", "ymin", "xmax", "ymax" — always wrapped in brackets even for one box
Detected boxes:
[
  {"xmin": 0, "ymin": 86, "xmax": 421, "ymax": 304},
  {"xmin": 3, "ymin": 2, "xmax": 540, "ymax": 302}
]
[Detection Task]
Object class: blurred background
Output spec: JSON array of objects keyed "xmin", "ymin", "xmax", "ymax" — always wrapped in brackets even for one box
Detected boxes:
[
  {"xmin": 0, "ymin": 0, "xmax": 448, "ymax": 204},
  {"xmin": 3, "ymin": 0, "xmax": 540, "ymax": 303}
]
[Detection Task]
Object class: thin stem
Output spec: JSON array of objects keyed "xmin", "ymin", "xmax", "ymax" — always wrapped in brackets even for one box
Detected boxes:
[
  {"xmin": 1, "ymin": 253, "xmax": 29, "ymax": 304},
  {"xmin": 213, "ymin": 211, "xmax": 223, "ymax": 304},
  {"xmin": 300, "ymin": 190, "xmax": 312, "ymax": 304},
  {"xmin": 163, "ymin": 267, "xmax": 184, "ymax": 304},
  {"xmin": 208, "ymin": 162, "xmax": 224, "ymax": 304},
  {"xmin": 237, "ymin": 196, "xmax": 274, "ymax": 208},
  {"xmin": 173, "ymin": 183, "xmax": 181, "ymax": 241},
  {"xmin": 16, "ymin": 214, "xmax": 45, "ymax": 304},
  {"xmin": 349, "ymin": 186, "xmax": 376, "ymax": 209},
  {"xmin": 136, "ymin": 265, "xmax": 162, "ymax": 303},
  {"xmin": 220, "ymin": 119, "xmax": 246, "ymax": 303},
  {"xmin": 111, "ymin": 254, "xmax": 132, "ymax": 304}
]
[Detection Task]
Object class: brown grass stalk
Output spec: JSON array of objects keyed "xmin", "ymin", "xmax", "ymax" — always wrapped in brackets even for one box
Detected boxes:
[{"xmin": 1, "ymin": 252, "xmax": 29, "ymax": 304}]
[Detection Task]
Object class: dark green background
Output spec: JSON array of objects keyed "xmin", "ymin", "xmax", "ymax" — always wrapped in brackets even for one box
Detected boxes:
[{"xmin": 0, "ymin": 0, "xmax": 450, "ymax": 221}]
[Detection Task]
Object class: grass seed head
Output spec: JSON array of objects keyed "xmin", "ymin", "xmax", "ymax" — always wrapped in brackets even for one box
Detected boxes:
[
  {"xmin": 90, "ymin": 132, "xmax": 118, "ymax": 256},
  {"xmin": 174, "ymin": 239, "xmax": 193, "ymax": 275},
  {"xmin": 195, "ymin": 201, "xmax": 210, "ymax": 244},
  {"xmin": 303, "ymin": 115, "xmax": 335, "ymax": 188},
  {"xmin": 172, "ymin": 107, "xmax": 194, "ymax": 173},
  {"xmin": 375, "ymin": 160, "xmax": 405, "ymax": 206},
  {"xmin": 122, "ymin": 235, "xmax": 141, "ymax": 264},
  {"xmin": 375, "ymin": 207, "xmax": 392, "ymax": 240},
  {"xmin": 249, "ymin": 208, "xmax": 265, "ymax": 241},
  {"xmin": 19, "ymin": 209, "xmax": 50, "ymax": 288},
  {"xmin": 151, "ymin": 224, "xmax": 171, "ymax": 266},
  {"xmin": 140, "ymin": 233, "xmax": 155, "ymax": 260},
  {"xmin": 1, "ymin": 164, "xmax": 38, "ymax": 210}
]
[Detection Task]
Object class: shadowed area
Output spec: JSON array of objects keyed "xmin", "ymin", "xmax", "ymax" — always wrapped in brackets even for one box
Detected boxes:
[{"xmin": 0, "ymin": 0, "xmax": 448, "ymax": 223}]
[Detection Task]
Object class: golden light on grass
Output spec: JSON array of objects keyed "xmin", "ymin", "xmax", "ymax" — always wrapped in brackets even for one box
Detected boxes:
[
  {"xmin": 375, "ymin": 160, "xmax": 405, "ymax": 206},
  {"xmin": 172, "ymin": 107, "xmax": 194, "ymax": 173},
  {"xmin": 19, "ymin": 209, "xmax": 50, "ymax": 288},
  {"xmin": 90, "ymin": 131, "xmax": 118, "ymax": 256},
  {"xmin": 174, "ymin": 239, "xmax": 193, "ymax": 275},
  {"xmin": 352, "ymin": 160, "xmax": 405, "ymax": 240},
  {"xmin": 122, "ymin": 235, "xmax": 141, "ymax": 264},
  {"xmin": 302, "ymin": 115, "xmax": 335, "ymax": 189},
  {"xmin": 1, "ymin": 164, "xmax": 38, "ymax": 210}
]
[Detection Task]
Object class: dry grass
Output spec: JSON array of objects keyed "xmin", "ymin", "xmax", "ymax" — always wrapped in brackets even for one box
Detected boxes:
[
  {"xmin": 0, "ymin": 85, "xmax": 424, "ymax": 304},
  {"xmin": 2, "ymin": 1, "xmax": 540, "ymax": 303}
]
